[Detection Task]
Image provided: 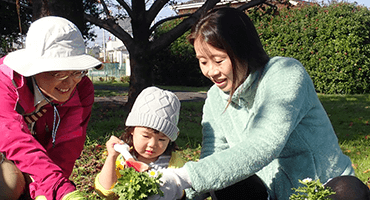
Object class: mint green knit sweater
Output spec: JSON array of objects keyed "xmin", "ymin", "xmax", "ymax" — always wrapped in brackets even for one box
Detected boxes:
[{"xmin": 184, "ymin": 57, "xmax": 354, "ymax": 199}]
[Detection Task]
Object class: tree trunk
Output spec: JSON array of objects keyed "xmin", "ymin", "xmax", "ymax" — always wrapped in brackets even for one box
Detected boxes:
[
  {"xmin": 84, "ymin": 0, "xmax": 222, "ymax": 111},
  {"xmin": 125, "ymin": 48, "xmax": 153, "ymax": 111},
  {"xmin": 123, "ymin": 0, "xmax": 153, "ymax": 111},
  {"xmin": 31, "ymin": 0, "xmax": 84, "ymax": 31}
]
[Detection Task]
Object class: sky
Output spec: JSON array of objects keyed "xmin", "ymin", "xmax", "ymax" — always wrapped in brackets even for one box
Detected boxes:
[
  {"xmin": 88, "ymin": 0, "xmax": 370, "ymax": 47},
  {"xmin": 346, "ymin": 0, "xmax": 370, "ymax": 7}
]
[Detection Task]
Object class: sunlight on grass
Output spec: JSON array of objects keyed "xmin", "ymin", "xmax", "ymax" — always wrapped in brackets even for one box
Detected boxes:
[
  {"xmin": 318, "ymin": 94, "xmax": 370, "ymax": 184},
  {"xmin": 177, "ymin": 102, "xmax": 204, "ymax": 149},
  {"xmin": 94, "ymin": 90, "xmax": 128, "ymax": 97},
  {"xmin": 93, "ymin": 81, "xmax": 130, "ymax": 87},
  {"xmin": 159, "ymin": 85, "xmax": 210, "ymax": 93}
]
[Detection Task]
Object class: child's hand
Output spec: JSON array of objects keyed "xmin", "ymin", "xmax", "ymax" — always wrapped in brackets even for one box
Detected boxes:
[
  {"xmin": 114, "ymin": 143, "xmax": 133, "ymax": 160},
  {"xmin": 106, "ymin": 135, "xmax": 124, "ymax": 158}
]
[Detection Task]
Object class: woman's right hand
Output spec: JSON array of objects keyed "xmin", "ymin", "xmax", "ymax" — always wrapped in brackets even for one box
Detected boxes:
[{"xmin": 105, "ymin": 135, "xmax": 124, "ymax": 158}]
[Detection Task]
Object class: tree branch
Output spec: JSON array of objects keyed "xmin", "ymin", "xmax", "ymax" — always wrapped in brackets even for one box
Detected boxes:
[
  {"xmin": 147, "ymin": 0, "xmax": 168, "ymax": 24},
  {"xmin": 149, "ymin": 0, "xmax": 220, "ymax": 53},
  {"xmin": 84, "ymin": 13, "xmax": 135, "ymax": 50},
  {"xmin": 0, "ymin": 0, "xmax": 32, "ymax": 10},
  {"xmin": 237, "ymin": 0, "xmax": 266, "ymax": 11},
  {"xmin": 149, "ymin": 13, "xmax": 191, "ymax": 34},
  {"xmin": 116, "ymin": 0, "xmax": 133, "ymax": 17},
  {"xmin": 100, "ymin": 0, "xmax": 113, "ymax": 18}
]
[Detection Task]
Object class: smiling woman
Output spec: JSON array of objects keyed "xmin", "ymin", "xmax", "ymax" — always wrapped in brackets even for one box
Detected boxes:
[
  {"xmin": 194, "ymin": 38, "xmax": 246, "ymax": 93},
  {"xmin": 154, "ymin": 7, "xmax": 370, "ymax": 200},
  {"xmin": 35, "ymin": 70, "xmax": 89, "ymax": 103},
  {"xmin": 0, "ymin": 16, "xmax": 102, "ymax": 200}
]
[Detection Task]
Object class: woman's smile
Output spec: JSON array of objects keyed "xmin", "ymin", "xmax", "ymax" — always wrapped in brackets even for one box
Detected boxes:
[
  {"xmin": 34, "ymin": 72, "xmax": 82, "ymax": 102},
  {"xmin": 214, "ymin": 79, "xmax": 227, "ymax": 88},
  {"xmin": 56, "ymin": 88, "xmax": 70, "ymax": 93}
]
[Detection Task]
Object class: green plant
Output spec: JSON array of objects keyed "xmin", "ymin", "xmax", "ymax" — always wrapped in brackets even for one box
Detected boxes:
[
  {"xmin": 70, "ymin": 142, "xmax": 105, "ymax": 197},
  {"xmin": 152, "ymin": 18, "xmax": 212, "ymax": 87},
  {"xmin": 120, "ymin": 76, "xmax": 130, "ymax": 83},
  {"xmin": 108, "ymin": 76, "xmax": 116, "ymax": 82},
  {"xmin": 290, "ymin": 178, "xmax": 336, "ymax": 200},
  {"xmin": 250, "ymin": 2, "xmax": 370, "ymax": 94},
  {"xmin": 112, "ymin": 167, "xmax": 163, "ymax": 200}
]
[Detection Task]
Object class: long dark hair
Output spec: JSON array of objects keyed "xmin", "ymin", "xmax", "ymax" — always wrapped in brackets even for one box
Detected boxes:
[
  {"xmin": 120, "ymin": 126, "xmax": 179, "ymax": 157},
  {"xmin": 188, "ymin": 7, "xmax": 269, "ymax": 103}
]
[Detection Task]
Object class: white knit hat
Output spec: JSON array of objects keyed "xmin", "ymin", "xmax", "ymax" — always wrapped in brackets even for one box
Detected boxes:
[
  {"xmin": 4, "ymin": 16, "xmax": 102, "ymax": 77},
  {"xmin": 125, "ymin": 86, "xmax": 181, "ymax": 141}
]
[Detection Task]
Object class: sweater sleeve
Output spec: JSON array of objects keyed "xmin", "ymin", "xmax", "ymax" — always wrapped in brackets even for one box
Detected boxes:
[{"xmin": 185, "ymin": 57, "xmax": 314, "ymax": 194}]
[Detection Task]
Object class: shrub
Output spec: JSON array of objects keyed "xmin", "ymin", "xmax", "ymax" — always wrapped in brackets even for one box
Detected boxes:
[
  {"xmin": 153, "ymin": 2, "xmax": 370, "ymax": 93},
  {"xmin": 250, "ymin": 2, "xmax": 370, "ymax": 94},
  {"xmin": 120, "ymin": 75, "xmax": 130, "ymax": 83},
  {"xmin": 152, "ymin": 18, "xmax": 212, "ymax": 87},
  {"xmin": 108, "ymin": 76, "xmax": 116, "ymax": 82}
]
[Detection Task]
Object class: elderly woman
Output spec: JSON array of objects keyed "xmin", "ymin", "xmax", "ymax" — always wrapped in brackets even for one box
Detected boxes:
[{"xmin": 0, "ymin": 16, "xmax": 102, "ymax": 199}]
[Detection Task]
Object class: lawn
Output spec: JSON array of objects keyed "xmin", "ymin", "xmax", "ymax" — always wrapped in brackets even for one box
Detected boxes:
[
  {"xmin": 318, "ymin": 94, "xmax": 370, "ymax": 183},
  {"xmin": 71, "ymin": 82, "xmax": 370, "ymax": 199}
]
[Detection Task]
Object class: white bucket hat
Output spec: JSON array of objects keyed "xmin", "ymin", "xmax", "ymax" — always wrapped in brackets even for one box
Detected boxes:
[
  {"xmin": 125, "ymin": 86, "xmax": 181, "ymax": 141},
  {"xmin": 3, "ymin": 16, "xmax": 102, "ymax": 77}
]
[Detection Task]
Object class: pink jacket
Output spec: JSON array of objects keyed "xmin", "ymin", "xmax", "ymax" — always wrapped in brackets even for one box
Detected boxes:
[{"xmin": 0, "ymin": 57, "xmax": 94, "ymax": 199}]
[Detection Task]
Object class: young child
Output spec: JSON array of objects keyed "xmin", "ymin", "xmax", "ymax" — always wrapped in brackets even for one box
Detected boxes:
[{"xmin": 94, "ymin": 86, "xmax": 186, "ymax": 199}]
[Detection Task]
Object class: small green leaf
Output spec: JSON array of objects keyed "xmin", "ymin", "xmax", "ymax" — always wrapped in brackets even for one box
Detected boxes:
[{"xmin": 112, "ymin": 167, "xmax": 163, "ymax": 200}]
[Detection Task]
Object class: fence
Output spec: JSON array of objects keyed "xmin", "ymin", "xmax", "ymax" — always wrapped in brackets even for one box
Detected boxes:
[{"xmin": 88, "ymin": 62, "xmax": 128, "ymax": 81}]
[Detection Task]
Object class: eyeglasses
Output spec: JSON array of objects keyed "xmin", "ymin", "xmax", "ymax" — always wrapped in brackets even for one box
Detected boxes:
[{"xmin": 49, "ymin": 70, "xmax": 88, "ymax": 81}]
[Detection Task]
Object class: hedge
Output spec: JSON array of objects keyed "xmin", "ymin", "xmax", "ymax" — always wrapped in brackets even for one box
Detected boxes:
[
  {"xmin": 151, "ymin": 18, "xmax": 211, "ymax": 87},
  {"xmin": 250, "ymin": 2, "xmax": 370, "ymax": 94},
  {"xmin": 153, "ymin": 2, "xmax": 370, "ymax": 94}
]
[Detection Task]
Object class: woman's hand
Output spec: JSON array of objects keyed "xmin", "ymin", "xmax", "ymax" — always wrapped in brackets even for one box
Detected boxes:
[{"xmin": 149, "ymin": 168, "xmax": 191, "ymax": 200}]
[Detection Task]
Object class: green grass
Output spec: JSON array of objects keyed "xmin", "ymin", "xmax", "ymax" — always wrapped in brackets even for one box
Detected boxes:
[
  {"xmin": 72, "ymin": 85, "xmax": 370, "ymax": 198},
  {"xmin": 159, "ymin": 85, "xmax": 209, "ymax": 93},
  {"xmin": 92, "ymin": 81, "xmax": 129, "ymax": 97},
  {"xmin": 318, "ymin": 94, "xmax": 370, "ymax": 183},
  {"xmin": 92, "ymin": 78, "xmax": 209, "ymax": 96},
  {"xmin": 93, "ymin": 81, "xmax": 129, "ymax": 87}
]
